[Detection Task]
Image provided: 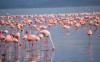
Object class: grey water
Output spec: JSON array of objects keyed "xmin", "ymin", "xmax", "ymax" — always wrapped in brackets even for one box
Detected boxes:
[
  {"xmin": 0, "ymin": 6, "xmax": 100, "ymax": 15},
  {"xmin": 0, "ymin": 6, "xmax": 100, "ymax": 62}
]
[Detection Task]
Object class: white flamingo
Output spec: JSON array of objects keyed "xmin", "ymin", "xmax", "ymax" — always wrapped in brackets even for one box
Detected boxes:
[{"xmin": 40, "ymin": 30, "xmax": 55, "ymax": 51}]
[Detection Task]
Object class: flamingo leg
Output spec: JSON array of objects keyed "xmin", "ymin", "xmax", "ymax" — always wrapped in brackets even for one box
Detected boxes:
[
  {"xmin": 14, "ymin": 43, "xmax": 16, "ymax": 49},
  {"xmin": 88, "ymin": 35, "xmax": 91, "ymax": 46},
  {"xmin": 94, "ymin": 26, "xmax": 98, "ymax": 32},
  {"xmin": 44, "ymin": 51, "xmax": 49, "ymax": 62},
  {"xmin": 88, "ymin": 45, "xmax": 93, "ymax": 62},
  {"xmin": 39, "ymin": 38, "xmax": 42, "ymax": 47},
  {"xmin": 44, "ymin": 37, "xmax": 49, "ymax": 51},
  {"xmin": 29, "ymin": 42, "xmax": 31, "ymax": 49},
  {"xmin": 0, "ymin": 41, "xmax": 2, "ymax": 48},
  {"xmin": 32, "ymin": 41, "xmax": 34, "ymax": 47},
  {"xmin": 24, "ymin": 40, "xmax": 26, "ymax": 48}
]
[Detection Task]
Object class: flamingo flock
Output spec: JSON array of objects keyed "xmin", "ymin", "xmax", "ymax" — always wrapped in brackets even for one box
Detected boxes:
[{"xmin": 0, "ymin": 12, "xmax": 100, "ymax": 61}]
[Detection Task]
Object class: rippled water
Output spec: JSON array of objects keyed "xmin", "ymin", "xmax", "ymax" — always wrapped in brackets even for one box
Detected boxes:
[{"xmin": 0, "ymin": 6, "xmax": 100, "ymax": 62}]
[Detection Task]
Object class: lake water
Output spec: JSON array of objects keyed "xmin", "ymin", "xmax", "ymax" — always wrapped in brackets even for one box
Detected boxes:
[
  {"xmin": 0, "ymin": 6, "xmax": 100, "ymax": 15},
  {"xmin": 0, "ymin": 6, "xmax": 100, "ymax": 62}
]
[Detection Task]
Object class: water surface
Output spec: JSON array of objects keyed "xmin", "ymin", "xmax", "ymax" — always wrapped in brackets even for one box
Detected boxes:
[{"xmin": 0, "ymin": 6, "xmax": 100, "ymax": 62}]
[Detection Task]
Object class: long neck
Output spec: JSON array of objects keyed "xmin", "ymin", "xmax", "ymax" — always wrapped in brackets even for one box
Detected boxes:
[{"xmin": 49, "ymin": 34, "xmax": 55, "ymax": 48}]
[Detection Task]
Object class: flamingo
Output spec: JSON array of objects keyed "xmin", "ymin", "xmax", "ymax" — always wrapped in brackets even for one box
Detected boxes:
[
  {"xmin": 27, "ymin": 34, "xmax": 40, "ymax": 47},
  {"xmin": 87, "ymin": 29, "xmax": 92, "ymax": 36},
  {"xmin": 0, "ymin": 12, "xmax": 100, "ymax": 61},
  {"xmin": 74, "ymin": 23, "xmax": 81, "ymax": 30},
  {"xmin": 0, "ymin": 30, "xmax": 5, "ymax": 47},
  {"xmin": 13, "ymin": 32, "xmax": 22, "ymax": 48},
  {"xmin": 87, "ymin": 29, "xmax": 92, "ymax": 45},
  {"xmin": 94, "ymin": 22, "xmax": 99, "ymax": 32},
  {"xmin": 39, "ymin": 25, "xmax": 47, "ymax": 30},
  {"xmin": 0, "ymin": 20, "xmax": 5, "ymax": 25},
  {"xmin": 40, "ymin": 30, "xmax": 55, "ymax": 51},
  {"xmin": 2, "ymin": 34, "xmax": 14, "ymax": 48},
  {"xmin": 22, "ymin": 34, "xmax": 28, "ymax": 48},
  {"xmin": 0, "ymin": 30, "xmax": 5, "ymax": 41},
  {"xmin": 22, "ymin": 30, "xmax": 40, "ymax": 49}
]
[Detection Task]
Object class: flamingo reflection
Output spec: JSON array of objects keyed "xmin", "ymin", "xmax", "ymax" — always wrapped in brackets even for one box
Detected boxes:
[{"xmin": 87, "ymin": 42, "xmax": 93, "ymax": 62}]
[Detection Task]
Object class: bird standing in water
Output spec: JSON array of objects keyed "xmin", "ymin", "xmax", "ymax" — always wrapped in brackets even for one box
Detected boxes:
[
  {"xmin": 40, "ymin": 30, "xmax": 55, "ymax": 51},
  {"xmin": 87, "ymin": 29, "xmax": 92, "ymax": 45}
]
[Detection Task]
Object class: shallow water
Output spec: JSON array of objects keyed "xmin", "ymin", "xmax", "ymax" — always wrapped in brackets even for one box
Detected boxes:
[
  {"xmin": 50, "ymin": 25, "xmax": 100, "ymax": 62},
  {"xmin": 0, "ymin": 24, "xmax": 100, "ymax": 62},
  {"xmin": 0, "ymin": 6, "xmax": 100, "ymax": 62}
]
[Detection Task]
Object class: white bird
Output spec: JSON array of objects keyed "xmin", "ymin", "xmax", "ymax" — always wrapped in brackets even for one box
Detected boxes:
[{"xmin": 40, "ymin": 30, "xmax": 55, "ymax": 51}]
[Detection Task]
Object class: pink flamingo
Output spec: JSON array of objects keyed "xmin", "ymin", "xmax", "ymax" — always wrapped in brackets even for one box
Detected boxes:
[
  {"xmin": 94, "ymin": 22, "xmax": 99, "ymax": 32},
  {"xmin": 0, "ymin": 20, "xmax": 5, "ymax": 26},
  {"xmin": 0, "ymin": 30, "xmax": 5, "ymax": 47},
  {"xmin": 10, "ymin": 23, "xmax": 15, "ymax": 30},
  {"xmin": 22, "ymin": 30, "xmax": 40, "ymax": 49},
  {"xmin": 0, "ymin": 30, "xmax": 5, "ymax": 41},
  {"xmin": 27, "ymin": 34, "xmax": 40, "ymax": 47},
  {"xmin": 87, "ymin": 29, "xmax": 92, "ymax": 45},
  {"xmin": 74, "ymin": 23, "xmax": 81, "ymax": 30},
  {"xmin": 66, "ymin": 25, "xmax": 71, "ymax": 34},
  {"xmin": 13, "ymin": 32, "xmax": 22, "ymax": 48},
  {"xmin": 39, "ymin": 25, "xmax": 47, "ymax": 30},
  {"xmin": 22, "ymin": 34, "xmax": 28, "ymax": 48},
  {"xmin": 2, "ymin": 34, "xmax": 14, "ymax": 48}
]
